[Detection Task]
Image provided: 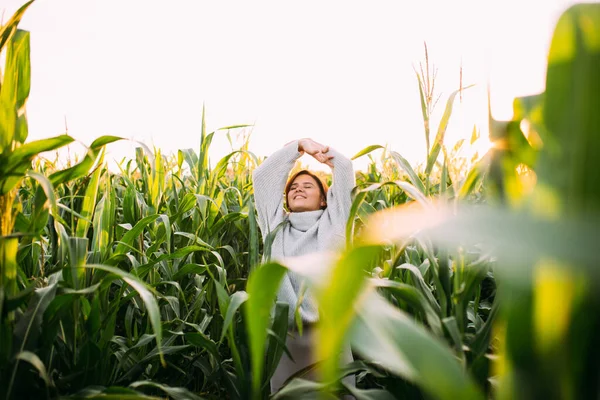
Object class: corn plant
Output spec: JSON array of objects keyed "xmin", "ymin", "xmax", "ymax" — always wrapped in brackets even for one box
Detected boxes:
[
  {"xmin": 491, "ymin": 4, "xmax": 600, "ymax": 399},
  {"xmin": 4, "ymin": 1, "xmax": 597, "ymax": 399},
  {"xmin": 241, "ymin": 47, "xmax": 495, "ymax": 400},
  {"xmin": 1, "ymin": 4, "xmax": 493, "ymax": 398},
  {"xmin": 253, "ymin": 3, "xmax": 599, "ymax": 399},
  {"xmin": 0, "ymin": 2, "xmax": 161, "ymax": 399}
]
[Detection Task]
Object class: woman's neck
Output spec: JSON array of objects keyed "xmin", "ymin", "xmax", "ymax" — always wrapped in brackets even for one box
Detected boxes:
[{"xmin": 288, "ymin": 209, "xmax": 324, "ymax": 232}]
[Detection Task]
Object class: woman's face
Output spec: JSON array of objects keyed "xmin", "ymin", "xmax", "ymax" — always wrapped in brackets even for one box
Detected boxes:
[{"xmin": 287, "ymin": 174, "xmax": 325, "ymax": 212}]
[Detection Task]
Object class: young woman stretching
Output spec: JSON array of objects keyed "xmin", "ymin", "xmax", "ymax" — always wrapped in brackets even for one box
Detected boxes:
[{"xmin": 252, "ymin": 138, "xmax": 355, "ymax": 393}]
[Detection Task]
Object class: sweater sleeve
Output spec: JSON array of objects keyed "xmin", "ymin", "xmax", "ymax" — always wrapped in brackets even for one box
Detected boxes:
[
  {"xmin": 252, "ymin": 141, "xmax": 302, "ymax": 236},
  {"xmin": 324, "ymin": 148, "xmax": 355, "ymax": 232}
]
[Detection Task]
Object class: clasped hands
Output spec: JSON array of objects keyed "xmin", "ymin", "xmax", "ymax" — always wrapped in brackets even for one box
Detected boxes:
[{"xmin": 297, "ymin": 138, "xmax": 334, "ymax": 168}]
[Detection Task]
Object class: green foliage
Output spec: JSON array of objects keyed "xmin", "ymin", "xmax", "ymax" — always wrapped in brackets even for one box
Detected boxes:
[
  {"xmin": 488, "ymin": 4, "xmax": 600, "ymax": 399},
  {"xmin": 3, "ymin": 1, "xmax": 598, "ymax": 400}
]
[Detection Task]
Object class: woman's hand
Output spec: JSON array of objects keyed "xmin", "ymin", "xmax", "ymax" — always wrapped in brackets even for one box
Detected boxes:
[{"xmin": 298, "ymin": 138, "xmax": 334, "ymax": 167}]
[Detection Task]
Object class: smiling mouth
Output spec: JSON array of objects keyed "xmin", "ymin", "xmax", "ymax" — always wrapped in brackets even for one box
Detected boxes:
[{"xmin": 293, "ymin": 195, "xmax": 306, "ymax": 200}]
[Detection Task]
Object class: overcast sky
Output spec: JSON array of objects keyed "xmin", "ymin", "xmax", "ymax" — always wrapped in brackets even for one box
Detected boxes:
[{"xmin": 2, "ymin": 0, "xmax": 584, "ymax": 171}]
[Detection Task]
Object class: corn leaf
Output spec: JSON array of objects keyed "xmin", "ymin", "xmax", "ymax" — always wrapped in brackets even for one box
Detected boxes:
[
  {"xmin": 247, "ymin": 198, "xmax": 260, "ymax": 271},
  {"xmin": 26, "ymin": 171, "xmax": 58, "ymax": 220},
  {"xmin": 49, "ymin": 135, "xmax": 122, "ymax": 186},
  {"xmin": 342, "ymin": 385, "xmax": 396, "ymax": 400},
  {"xmin": 415, "ymin": 71, "xmax": 430, "ymax": 154},
  {"xmin": 271, "ymin": 378, "xmax": 323, "ymax": 399},
  {"xmin": 457, "ymin": 159, "xmax": 486, "ymax": 199},
  {"xmin": 12, "ymin": 281, "xmax": 58, "ymax": 353},
  {"xmin": 0, "ymin": 1, "xmax": 35, "ymax": 51},
  {"xmin": 185, "ymin": 332, "xmax": 220, "ymax": 361},
  {"xmin": 393, "ymin": 181, "xmax": 430, "ymax": 207},
  {"xmin": 316, "ymin": 246, "xmax": 382, "ymax": 386},
  {"xmin": 129, "ymin": 381, "xmax": 206, "ymax": 400},
  {"xmin": 91, "ymin": 183, "xmax": 116, "ymax": 260},
  {"xmin": 5, "ymin": 135, "xmax": 74, "ymax": 171},
  {"xmin": 113, "ymin": 214, "xmax": 159, "ymax": 256},
  {"xmin": 0, "ymin": 135, "xmax": 74, "ymax": 195},
  {"xmin": 352, "ymin": 290, "xmax": 483, "ymax": 400},
  {"xmin": 391, "ymin": 151, "xmax": 426, "ymax": 194},
  {"xmin": 425, "ymin": 85, "xmax": 474, "ymax": 176},
  {"xmin": 62, "ymin": 386, "xmax": 161, "ymax": 399},
  {"xmin": 372, "ymin": 278, "xmax": 443, "ymax": 336},
  {"xmin": 351, "ymin": 145, "xmax": 384, "ymax": 160},
  {"xmin": 245, "ymin": 261, "xmax": 287, "ymax": 399},
  {"xmin": 75, "ymin": 150, "xmax": 105, "ymax": 238},
  {"xmin": 84, "ymin": 264, "xmax": 164, "ymax": 366},
  {"xmin": 263, "ymin": 302, "xmax": 290, "ymax": 384},
  {"xmin": 345, "ymin": 189, "xmax": 369, "ymax": 248},
  {"xmin": 219, "ymin": 291, "xmax": 248, "ymax": 342},
  {"xmin": 14, "ymin": 351, "xmax": 51, "ymax": 387},
  {"xmin": 0, "ymin": 29, "xmax": 31, "ymax": 149},
  {"xmin": 540, "ymin": 3, "xmax": 600, "ymax": 214}
]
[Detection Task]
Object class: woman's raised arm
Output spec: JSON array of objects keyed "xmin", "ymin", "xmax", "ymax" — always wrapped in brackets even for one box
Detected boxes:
[
  {"xmin": 252, "ymin": 141, "xmax": 301, "ymax": 234},
  {"xmin": 323, "ymin": 147, "xmax": 355, "ymax": 232}
]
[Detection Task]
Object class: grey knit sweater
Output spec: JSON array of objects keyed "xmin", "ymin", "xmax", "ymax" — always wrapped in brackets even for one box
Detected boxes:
[{"xmin": 252, "ymin": 140, "xmax": 355, "ymax": 325}]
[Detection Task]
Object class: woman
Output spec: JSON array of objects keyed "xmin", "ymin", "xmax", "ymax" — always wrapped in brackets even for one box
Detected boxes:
[{"xmin": 252, "ymin": 138, "xmax": 355, "ymax": 393}]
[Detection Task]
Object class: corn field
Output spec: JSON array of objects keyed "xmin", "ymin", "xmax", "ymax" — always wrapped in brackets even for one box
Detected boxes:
[{"xmin": 1, "ymin": 1, "xmax": 599, "ymax": 399}]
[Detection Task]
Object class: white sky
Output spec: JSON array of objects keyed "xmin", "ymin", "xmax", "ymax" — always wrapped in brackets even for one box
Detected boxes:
[{"xmin": 2, "ymin": 0, "xmax": 587, "ymax": 171}]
